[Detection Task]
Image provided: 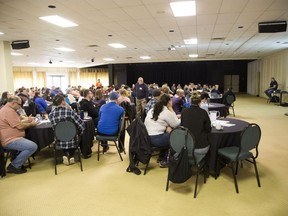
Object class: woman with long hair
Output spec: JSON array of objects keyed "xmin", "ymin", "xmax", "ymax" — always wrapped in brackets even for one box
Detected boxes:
[{"xmin": 144, "ymin": 94, "xmax": 180, "ymax": 167}]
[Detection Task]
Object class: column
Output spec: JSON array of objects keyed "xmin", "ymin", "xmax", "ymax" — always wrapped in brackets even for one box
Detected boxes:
[{"xmin": 0, "ymin": 41, "xmax": 14, "ymax": 93}]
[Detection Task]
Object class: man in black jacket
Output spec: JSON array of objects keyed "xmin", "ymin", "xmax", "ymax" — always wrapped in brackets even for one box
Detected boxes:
[{"xmin": 79, "ymin": 89, "xmax": 100, "ymax": 127}]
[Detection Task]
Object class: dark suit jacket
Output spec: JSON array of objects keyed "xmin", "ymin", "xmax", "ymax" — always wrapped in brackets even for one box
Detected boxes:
[{"xmin": 181, "ymin": 105, "xmax": 211, "ymax": 149}]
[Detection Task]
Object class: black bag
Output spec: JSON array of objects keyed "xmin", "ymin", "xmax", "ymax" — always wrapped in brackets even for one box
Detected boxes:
[{"xmin": 168, "ymin": 133, "xmax": 192, "ymax": 183}]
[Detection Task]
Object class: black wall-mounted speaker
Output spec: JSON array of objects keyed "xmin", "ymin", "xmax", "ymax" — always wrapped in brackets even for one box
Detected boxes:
[
  {"xmin": 258, "ymin": 21, "xmax": 287, "ymax": 33},
  {"xmin": 11, "ymin": 40, "xmax": 30, "ymax": 49}
]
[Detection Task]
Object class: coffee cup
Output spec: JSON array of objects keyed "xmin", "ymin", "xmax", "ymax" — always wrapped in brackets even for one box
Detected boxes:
[{"xmin": 84, "ymin": 112, "xmax": 88, "ymax": 119}]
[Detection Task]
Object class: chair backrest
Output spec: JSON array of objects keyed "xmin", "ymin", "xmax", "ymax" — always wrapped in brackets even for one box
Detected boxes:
[
  {"xmin": 240, "ymin": 123, "xmax": 261, "ymax": 157},
  {"xmin": 54, "ymin": 120, "xmax": 77, "ymax": 142},
  {"xmin": 169, "ymin": 126, "xmax": 195, "ymax": 159},
  {"xmin": 226, "ymin": 95, "xmax": 235, "ymax": 105},
  {"xmin": 117, "ymin": 112, "xmax": 126, "ymax": 137},
  {"xmin": 120, "ymin": 101, "xmax": 133, "ymax": 122}
]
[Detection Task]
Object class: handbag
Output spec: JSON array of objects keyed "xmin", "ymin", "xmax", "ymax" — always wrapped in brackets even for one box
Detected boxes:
[{"xmin": 168, "ymin": 131, "xmax": 192, "ymax": 183}]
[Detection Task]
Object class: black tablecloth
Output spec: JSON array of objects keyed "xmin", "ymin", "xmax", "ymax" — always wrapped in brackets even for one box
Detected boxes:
[
  {"xmin": 208, "ymin": 103, "xmax": 227, "ymax": 117},
  {"xmin": 208, "ymin": 118, "xmax": 249, "ymax": 174},
  {"xmin": 26, "ymin": 118, "xmax": 95, "ymax": 157},
  {"xmin": 209, "ymin": 97, "xmax": 223, "ymax": 103},
  {"xmin": 26, "ymin": 122, "xmax": 54, "ymax": 150}
]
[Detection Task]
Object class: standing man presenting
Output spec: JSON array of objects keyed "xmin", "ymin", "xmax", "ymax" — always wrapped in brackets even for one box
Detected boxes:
[{"xmin": 135, "ymin": 77, "xmax": 149, "ymax": 117}]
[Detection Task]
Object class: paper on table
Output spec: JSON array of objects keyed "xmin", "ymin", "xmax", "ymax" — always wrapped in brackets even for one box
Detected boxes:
[
  {"xmin": 36, "ymin": 119, "xmax": 50, "ymax": 125},
  {"xmin": 222, "ymin": 123, "xmax": 236, "ymax": 127}
]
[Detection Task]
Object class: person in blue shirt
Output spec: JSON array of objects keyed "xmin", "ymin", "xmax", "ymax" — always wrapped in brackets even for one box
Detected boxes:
[
  {"xmin": 33, "ymin": 91, "xmax": 47, "ymax": 114},
  {"xmin": 97, "ymin": 91, "xmax": 124, "ymax": 152}
]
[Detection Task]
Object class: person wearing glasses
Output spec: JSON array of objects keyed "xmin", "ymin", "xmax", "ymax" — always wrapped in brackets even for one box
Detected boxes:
[{"xmin": 0, "ymin": 96, "xmax": 37, "ymax": 174}]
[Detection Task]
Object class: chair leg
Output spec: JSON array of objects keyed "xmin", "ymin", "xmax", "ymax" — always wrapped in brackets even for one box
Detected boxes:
[
  {"xmin": 231, "ymin": 163, "xmax": 239, "ymax": 193},
  {"xmin": 194, "ymin": 167, "xmax": 199, "ymax": 198},
  {"xmin": 144, "ymin": 155, "xmax": 152, "ymax": 175},
  {"xmin": 77, "ymin": 147, "xmax": 83, "ymax": 172},
  {"xmin": 166, "ymin": 172, "xmax": 170, "ymax": 191},
  {"xmin": 54, "ymin": 149, "xmax": 57, "ymax": 175},
  {"xmin": 232, "ymin": 106, "xmax": 235, "ymax": 117},
  {"xmin": 27, "ymin": 158, "xmax": 31, "ymax": 169},
  {"xmin": 252, "ymin": 158, "xmax": 261, "ymax": 187},
  {"xmin": 114, "ymin": 141, "xmax": 123, "ymax": 161},
  {"xmin": 97, "ymin": 141, "xmax": 100, "ymax": 161}
]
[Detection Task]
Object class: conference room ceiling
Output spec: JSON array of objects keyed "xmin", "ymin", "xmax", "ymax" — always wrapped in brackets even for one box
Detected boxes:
[{"xmin": 0, "ymin": 0, "xmax": 287, "ymax": 68}]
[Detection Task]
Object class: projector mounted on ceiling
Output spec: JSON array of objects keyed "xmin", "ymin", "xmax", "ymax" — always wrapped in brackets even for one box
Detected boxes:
[
  {"xmin": 11, "ymin": 40, "xmax": 30, "ymax": 49},
  {"xmin": 258, "ymin": 21, "xmax": 287, "ymax": 33}
]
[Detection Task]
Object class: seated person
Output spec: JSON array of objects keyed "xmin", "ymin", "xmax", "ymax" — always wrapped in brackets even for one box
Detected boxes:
[
  {"xmin": 144, "ymin": 94, "xmax": 180, "ymax": 167},
  {"xmin": 48, "ymin": 94, "xmax": 85, "ymax": 166},
  {"xmin": 264, "ymin": 77, "xmax": 278, "ymax": 99},
  {"xmin": 172, "ymin": 89, "xmax": 186, "ymax": 115},
  {"xmin": 79, "ymin": 89, "xmax": 100, "ymax": 127},
  {"xmin": 93, "ymin": 89, "xmax": 106, "ymax": 108},
  {"xmin": 200, "ymin": 92, "xmax": 210, "ymax": 114},
  {"xmin": 144, "ymin": 89, "xmax": 162, "ymax": 115},
  {"xmin": 211, "ymin": 84, "xmax": 221, "ymax": 95},
  {"xmin": 0, "ymin": 96, "xmax": 38, "ymax": 174},
  {"xmin": 97, "ymin": 92, "xmax": 125, "ymax": 152},
  {"xmin": 181, "ymin": 93, "xmax": 211, "ymax": 160},
  {"xmin": 34, "ymin": 91, "xmax": 47, "ymax": 114},
  {"xmin": 118, "ymin": 89, "xmax": 131, "ymax": 104}
]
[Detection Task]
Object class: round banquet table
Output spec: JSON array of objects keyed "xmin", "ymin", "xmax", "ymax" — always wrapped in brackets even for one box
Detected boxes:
[
  {"xmin": 207, "ymin": 118, "xmax": 249, "ymax": 174},
  {"xmin": 208, "ymin": 103, "xmax": 227, "ymax": 117},
  {"xmin": 26, "ymin": 118, "xmax": 95, "ymax": 158}
]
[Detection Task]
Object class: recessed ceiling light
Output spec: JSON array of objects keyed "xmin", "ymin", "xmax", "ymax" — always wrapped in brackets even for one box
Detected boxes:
[
  {"xmin": 39, "ymin": 15, "xmax": 78, "ymax": 27},
  {"xmin": 103, "ymin": 58, "xmax": 115, "ymax": 61},
  {"xmin": 11, "ymin": 52, "xmax": 23, "ymax": 56},
  {"xmin": 0, "ymin": 32, "xmax": 4, "ymax": 35},
  {"xmin": 140, "ymin": 56, "xmax": 151, "ymax": 60},
  {"xmin": 184, "ymin": 38, "xmax": 197, "ymax": 45},
  {"xmin": 170, "ymin": 1, "xmax": 196, "ymax": 17},
  {"xmin": 27, "ymin": 62, "xmax": 39, "ymax": 65},
  {"xmin": 108, "ymin": 43, "xmax": 126, "ymax": 48},
  {"xmin": 55, "ymin": 47, "xmax": 75, "ymax": 52},
  {"xmin": 189, "ymin": 54, "xmax": 198, "ymax": 58}
]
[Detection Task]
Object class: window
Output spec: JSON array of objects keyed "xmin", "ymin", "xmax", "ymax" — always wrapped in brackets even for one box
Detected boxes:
[{"xmin": 46, "ymin": 75, "xmax": 68, "ymax": 91}]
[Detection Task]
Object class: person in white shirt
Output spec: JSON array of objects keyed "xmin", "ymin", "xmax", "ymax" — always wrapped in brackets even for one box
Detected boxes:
[
  {"xmin": 144, "ymin": 94, "xmax": 180, "ymax": 167},
  {"xmin": 200, "ymin": 92, "xmax": 210, "ymax": 114}
]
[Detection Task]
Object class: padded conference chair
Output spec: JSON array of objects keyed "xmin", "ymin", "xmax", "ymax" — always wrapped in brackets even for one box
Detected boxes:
[
  {"xmin": 225, "ymin": 94, "xmax": 235, "ymax": 117},
  {"xmin": 1, "ymin": 147, "xmax": 32, "ymax": 177},
  {"xmin": 53, "ymin": 120, "xmax": 83, "ymax": 175},
  {"xmin": 96, "ymin": 113, "xmax": 126, "ymax": 161},
  {"xmin": 216, "ymin": 123, "xmax": 261, "ymax": 193},
  {"xmin": 166, "ymin": 126, "xmax": 207, "ymax": 198}
]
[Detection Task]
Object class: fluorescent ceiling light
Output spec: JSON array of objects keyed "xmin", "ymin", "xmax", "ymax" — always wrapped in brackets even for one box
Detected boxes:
[
  {"xmin": 55, "ymin": 47, "xmax": 75, "ymax": 52},
  {"xmin": 170, "ymin": 1, "xmax": 196, "ymax": 17},
  {"xmin": 184, "ymin": 38, "xmax": 198, "ymax": 44},
  {"xmin": 189, "ymin": 54, "xmax": 198, "ymax": 58},
  {"xmin": 103, "ymin": 58, "xmax": 115, "ymax": 61},
  {"xmin": 11, "ymin": 52, "xmax": 23, "ymax": 56},
  {"xmin": 108, "ymin": 43, "xmax": 126, "ymax": 48},
  {"xmin": 0, "ymin": 32, "xmax": 4, "ymax": 35},
  {"xmin": 39, "ymin": 15, "xmax": 78, "ymax": 27},
  {"xmin": 140, "ymin": 56, "xmax": 151, "ymax": 60}
]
